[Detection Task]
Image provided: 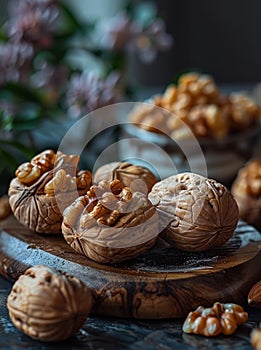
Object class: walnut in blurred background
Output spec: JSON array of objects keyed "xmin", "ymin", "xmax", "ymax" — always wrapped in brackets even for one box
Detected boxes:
[{"xmin": 232, "ymin": 159, "xmax": 261, "ymax": 231}]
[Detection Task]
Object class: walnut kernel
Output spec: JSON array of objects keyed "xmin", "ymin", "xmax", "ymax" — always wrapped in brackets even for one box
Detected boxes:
[
  {"xmin": 129, "ymin": 72, "xmax": 260, "ymax": 140},
  {"xmin": 15, "ymin": 162, "xmax": 42, "ymax": 185},
  {"xmin": 93, "ymin": 161, "xmax": 157, "ymax": 194},
  {"xmin": 8, "ymin": 149, "xmax": 92, "ymax": 234},
  {"xmin": 182, "ymin": 302, "xmax": 248, "ymax": 337},
  {"xmin": 231, "ymin": 159, "xmax": 261, "ymax": 230}
]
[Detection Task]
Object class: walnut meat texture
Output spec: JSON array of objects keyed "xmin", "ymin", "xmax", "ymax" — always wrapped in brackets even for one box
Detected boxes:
[
  {"xmin": 62, "ymin": 179, "xmax": 158, "ymax": 264},
  {"xmin": 93, "ymin": 161, "xmax": 157, "ymax": 194},
  {"xmin": 231, "ymin": 159, "xmax": 261, "ymax": 231},
  {"xmin": 7, "ymin": 265, "xmax": 93, "ymax": 343},
  {"xmin": 129, "ymin": 72, "xmax": 260, "ymax": 140},
  {"xmin": 182, "ymin": 302, "xmax": 248, "ymax": 337},
  {"xmin": 148, "ymin": 172, "xmax": 239, "ymax": 252},
  {"xmin": 8, "ymin": 149, "xmax": 92, "ymax": 234}
]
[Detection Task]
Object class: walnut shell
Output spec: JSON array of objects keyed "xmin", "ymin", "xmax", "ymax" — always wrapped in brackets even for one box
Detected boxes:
[
  {"xmin": 7, "ymin": 265, "xmax": 93, "ymax": 342},
  {"xmin": 0, "ymin": 195, "xmax": 11, "ymax": 220},
  {"xmin": 148, "ymin": 172, "xmax": 239, "ymax": 252},
  {"xmin": 8, "ymin": 150, "xmax": 92, "ymax": 234},
  {"xmin": 231, "ymin": 159, "xmax": 261, "ymax": 231},
  {"xmin": 93, "ymin": 162, "xmax": 157, "ymax": 194},
  {"xmin": 248, "ymin": 280, "xmax": 261, "ymax": 309},
  {"xmin": 62, "ymin": 180, "xmax": 158, "ymax": 263}
]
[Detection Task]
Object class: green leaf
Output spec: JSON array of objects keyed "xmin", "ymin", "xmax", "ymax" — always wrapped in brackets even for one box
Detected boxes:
[
  {"xmin": 0, "ymin": 26, "xmax": 8, "ymax": 42},
  {"xmin": 0, "ymin": 149, "xmax": 20, "ymax": 174},
  {"xmin": 58, "ymin": 2, "xmax": 85, "ymax": 32},
  {"xmin": 12, "ymin": 116, "xmax": 42, "ymax": 131},
  {"xmin": 4, "ymin": 82, "xmax": 43, "ymax": 104},
  {"xmin": 0, "ymin": 139, "xmax": 34, "ymax": 159},
  {"xmin": 0, "ymin": 111, "xmax": 14, "ymax": 131},
  {"xmin": 124, "ymin": 0, "xmax": 135, "ymax": 18},
  {"xmin": 6, "ymin": 105, "xmax": 43, "ymax": 131}
]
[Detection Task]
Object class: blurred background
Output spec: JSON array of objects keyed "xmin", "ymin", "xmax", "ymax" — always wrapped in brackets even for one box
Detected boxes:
[{"xmin": 0, "ymin": 0, "xmax": 261, "ymax": 194}]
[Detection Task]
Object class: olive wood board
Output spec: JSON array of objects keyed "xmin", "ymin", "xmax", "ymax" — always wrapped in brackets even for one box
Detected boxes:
[{"xmin": 0, "ymin": 215, "xmax": 261, "ymax": 319}]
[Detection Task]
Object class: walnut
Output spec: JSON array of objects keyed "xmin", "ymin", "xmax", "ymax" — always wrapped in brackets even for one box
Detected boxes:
[
  {"xmin": 93, "ymin": 162, "xmax": 157, "ymax": 194},
  {"xmin": 128, "ymin": 72, "xmax": 260, "ymax": 140},
  {"xmin": 229, "ymin": 93, "xmax": 260, "ymax": 130},
  {"xmin": 129, "ymin": 103, "xmax": 171, "ymax": 134},
  {"xmin": 31, "ymin": 149, "xmax": 56, "ymax": 173},
  {"xmin": 62, "ymin": 179, "xmax": 158, "ymax": 263},
  {"xmin": 7, "ymin": 265, "xmax": 93, "ymax": 342},
  {"xmin": 231, "ymin": 159, "xmax": 261, "ymax": 231},
  {"xmin": 159, "ymin": 84, "xmax": 178, "ymax": 108},
  {"xmin": 148, "ymin": 172, "xmax": 239, "ymax": 251},
  {"xmin": 44, "ymin": 169, "xmax": 76, "ymax": 196},
  {"xmin": 182, "ymin": 302, "xmax": 248, "ymax": 337},
  {"xmin": 251, "ymin": 327, "xmax": 261, "ymax": 350},
  {"xmin": 15, "ymin": 162, "xmax": 42, "ymax": 185},
  {"xmin": 178, "ymin": 73, "xmax": 219, "ymax": 104},
  {"xmin": 76, "ymin": 170, "xmax": 92, "ymax": 189},
  {"xmin": 0, "ymin": 195, "xmax": 11, "ymax": 220},
  {"xmin": 8, "ymin": 149, "xmax": 92, "ymax": 234},
  {"xmin": 187, "ymin": 104, "xmax": 229, "ymax": 138},
  {"xmin": 248, "ymin": 280, "xmax": 261, "ymax": 309}
]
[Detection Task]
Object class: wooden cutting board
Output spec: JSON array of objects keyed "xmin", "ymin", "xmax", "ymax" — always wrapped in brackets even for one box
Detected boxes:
[{"xmin": 0, "ymin": 215, "xmax": 260, "ymax": 319}]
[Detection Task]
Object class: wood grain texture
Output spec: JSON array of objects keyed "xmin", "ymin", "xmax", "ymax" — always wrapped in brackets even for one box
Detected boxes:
[{"xmin": 0, "ymin": 215, "xmax": 261, "ymax": 319}]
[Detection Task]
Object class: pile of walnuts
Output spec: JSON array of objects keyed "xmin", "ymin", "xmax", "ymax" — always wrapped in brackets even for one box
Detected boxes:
[
  {"xmin": 8, "ymin": 151, "xmax": 240, "ymax": 263},
  {"xmin": 129, "ymin": 72, "xmax": 260, "ymax": 140},
  {"xmin": 5, "ymin": 151, "xmax": 261, "ymax": 344}
]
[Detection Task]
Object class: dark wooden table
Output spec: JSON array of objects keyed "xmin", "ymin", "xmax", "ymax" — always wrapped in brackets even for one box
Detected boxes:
[{"xmin": 0, "ymin": 273, "xmax": 260, "ymax": 349}]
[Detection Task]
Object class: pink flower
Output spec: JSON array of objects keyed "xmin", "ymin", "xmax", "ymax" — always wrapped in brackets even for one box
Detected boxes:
[
  {"xmin": 5, "ymin": 0, "xmax": 59, "ymax": 48},
  {"xmin": 0, "ymin": 42, "xmax": 33, "ymax": 85},
  {"xmin": 129, "ymin": 19, "xmax": 173, "ymax": 63},
  {"xmin": 65, "ymin": 71, "xmax": 121, "ymax": 118}
]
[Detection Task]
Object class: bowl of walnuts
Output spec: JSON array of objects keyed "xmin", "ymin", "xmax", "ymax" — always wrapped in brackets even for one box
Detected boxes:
[{"xmin": 124, "ymin": 73, "xmax": 261, "ymax": 185}]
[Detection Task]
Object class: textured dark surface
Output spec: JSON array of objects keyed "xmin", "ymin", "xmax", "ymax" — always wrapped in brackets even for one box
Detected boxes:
[
  {"xmin": 1, "ymin": 216, "xmax": 261, "ymax": 320},
  {"xmin": 0, "ymin": 274, "xmax": 260, "ymax": 349}
]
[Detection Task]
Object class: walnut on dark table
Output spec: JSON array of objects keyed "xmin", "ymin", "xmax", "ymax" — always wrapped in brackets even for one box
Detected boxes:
[
  {"xmin": 7, "ymin": 265, "xmax": 93, "ymax": 342},
  {"xmin": 148, "ymin": 172, "xmax": 239, "ymax": 252},
  {"xmin": 62, "ymin": 179, "xmax": 158, "ymax": 263},
  {"xmin": 182, "ymin": 302, "xmax": 248, "ymax": 337}
]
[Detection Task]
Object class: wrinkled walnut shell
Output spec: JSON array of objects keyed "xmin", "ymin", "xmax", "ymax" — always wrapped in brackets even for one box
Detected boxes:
[
  {"xmin": 93, "ymin": 161, "xmax": 157, "ymax": 194},
  {"xmin": 148, "ymin": 172, "xmax": 239, "ymax": 251},
  {"xmin": 7, "ymin": 265, "xmax": 93, "ymax": 342},
  {"xmin": 0, "ymin": 195, "xmax": 11, "ymax": 220},
  {"xmin": 248, "ymin": 280, "xmax": 261, "ymax": 309},
  {"xmin": 8, "ymin": 150, "xmax": 92, "ymax": 234},
  {"xmin": 62, "ymin": 180, "xmax": 158, "ymax": 263}
]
